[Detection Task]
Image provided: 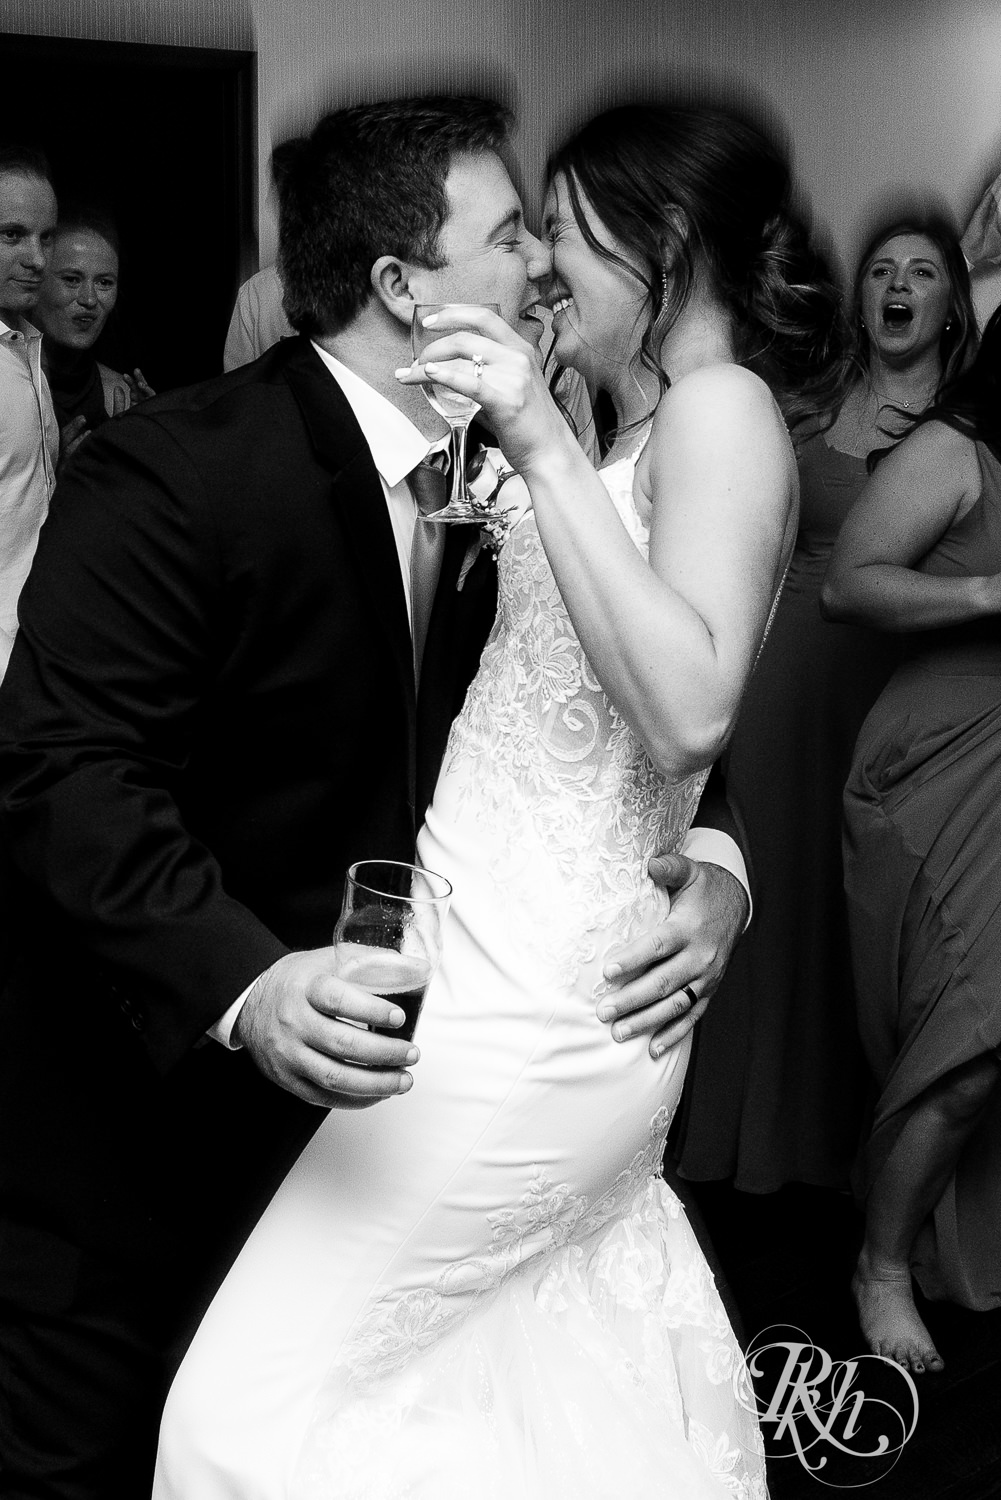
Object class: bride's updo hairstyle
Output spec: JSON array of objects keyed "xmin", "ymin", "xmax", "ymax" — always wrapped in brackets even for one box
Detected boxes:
[{"xmin": 548, "ymin": 103, "xmax": 850, "ymax": 435}]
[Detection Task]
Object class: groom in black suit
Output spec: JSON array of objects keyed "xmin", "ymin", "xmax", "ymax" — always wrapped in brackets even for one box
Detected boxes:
[{"xmin": 0, "ymin": 96, "xmax": 748, "ymax": 1497}]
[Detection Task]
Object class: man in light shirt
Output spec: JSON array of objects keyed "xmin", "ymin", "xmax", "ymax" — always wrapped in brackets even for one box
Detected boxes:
[
  {"xmin": 0, "ymin": 146, "xmax": 58, "ymax": 678},
  {"xmin": 0, "ymin": 97, "xmax": 748, "ymax": 1496},
  {"xmin": 222, "ymin": 141, "xmax": 296, "ymax": 371},
  {"xmin": 222, "ymin": 262, "xmax": 293, "ymax": 370}
]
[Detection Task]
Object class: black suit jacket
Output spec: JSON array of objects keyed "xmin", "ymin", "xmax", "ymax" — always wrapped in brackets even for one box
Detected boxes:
[{"xmin": 0, "ymin": 336, "xmax": 496, "ymax": 1325}]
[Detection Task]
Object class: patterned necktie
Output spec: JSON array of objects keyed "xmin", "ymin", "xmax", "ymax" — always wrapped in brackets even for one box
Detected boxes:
[{"xmin": 408, "ymin": 452, "xmax": 449, "ymax": 686}]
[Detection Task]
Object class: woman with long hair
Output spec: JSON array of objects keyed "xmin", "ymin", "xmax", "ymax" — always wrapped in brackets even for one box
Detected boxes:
[
  {"xmin": 673, "ymin": 214, "xmax": 978, "ymax": 1193},
  {"xmin": 157, "ymin": 99, "xmax": 845, "ymax": 1496},
  {"xmin": 846, "ymin": 214, "xmax": 977, "ymax": 431},
  {"xmin": 823, "ymin": 306, "xmax": 1001, "ymax": 1373}
]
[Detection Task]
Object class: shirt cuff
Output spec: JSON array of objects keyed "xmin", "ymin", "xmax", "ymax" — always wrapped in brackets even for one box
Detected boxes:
[
  {"xmin": 206, "ymin": 979, "xmax": 257, "ymax": 1049},
  {"xmin": 680, "ymin": 827, "xmax": 752, "ymax": 930}
]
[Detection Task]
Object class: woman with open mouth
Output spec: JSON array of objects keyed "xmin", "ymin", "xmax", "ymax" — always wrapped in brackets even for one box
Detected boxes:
[
  {"xmin": 849, "ymin": 217, "xmax": 977, "ymax": 442},
  {"xmin": 33, "ymin": 205, "xmax": 153, "ymax": 447}
]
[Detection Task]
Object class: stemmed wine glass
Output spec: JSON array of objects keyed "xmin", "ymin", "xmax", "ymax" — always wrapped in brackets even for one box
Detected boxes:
[{"xmin": 411, "ymin": 302, "xmax": 499, "ymax": 523}]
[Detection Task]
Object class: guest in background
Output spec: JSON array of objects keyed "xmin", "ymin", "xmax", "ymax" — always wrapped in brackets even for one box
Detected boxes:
[
  {"xmin": 34, "ymin": 205, "xmax": 153, "ymax": 446},
  {"xmin": 223, "ymin": 263, "xmax": 293, "ymax": 371},
  {"xmin": 673, "ymin": 215, "xmax": 978, "ymax": 1192},
  {"xmin": 0, "ymin": 145, "xmax": 58, "ymax": 679},
  {"xmin": 824, "ymin": 305, "xmax": 1001, "ymax": 1373},
  {"xmin": 962, "ymin": 166, "xmax": 1001, "ymax": 329},
  {"xmin": 223, "ymin": 141, "xmax": 295, "ymax": 371}
]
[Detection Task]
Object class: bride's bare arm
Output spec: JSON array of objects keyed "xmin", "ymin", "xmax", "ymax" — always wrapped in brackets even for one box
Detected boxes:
[
  {"xmin": 400, "ymin": 320, "xmax": 795, "ymax": 782},
  {"xmin": 521, "ymin": 365, "xmax": 795, "ymax": 779}
]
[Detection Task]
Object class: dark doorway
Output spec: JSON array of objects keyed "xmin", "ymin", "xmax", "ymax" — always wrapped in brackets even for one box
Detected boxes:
[{"xmin": 0, "ymin": 32, "xmax": 256, "ymax": 393}]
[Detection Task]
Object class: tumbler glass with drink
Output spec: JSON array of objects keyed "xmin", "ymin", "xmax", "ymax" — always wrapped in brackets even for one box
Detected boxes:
[{"xmin": 333, "ymin": 860, "xmax": 452, "ymax": 1043}]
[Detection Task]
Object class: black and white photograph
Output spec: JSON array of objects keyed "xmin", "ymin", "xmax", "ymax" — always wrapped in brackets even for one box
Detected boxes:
[{"xmin": 1, "ymin": 1, "xmax": 1000, "ymax": 1496}]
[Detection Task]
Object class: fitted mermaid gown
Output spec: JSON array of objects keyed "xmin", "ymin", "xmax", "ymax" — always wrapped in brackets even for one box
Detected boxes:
[{"xmin": 154, "ymin": 440, "xmax": 767, "ymax": 1499}]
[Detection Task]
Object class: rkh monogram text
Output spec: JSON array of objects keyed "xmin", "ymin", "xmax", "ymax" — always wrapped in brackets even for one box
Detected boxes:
[{"xmin": 739, "ymin": 1327, "xmax": 919, "ymax": 1486}]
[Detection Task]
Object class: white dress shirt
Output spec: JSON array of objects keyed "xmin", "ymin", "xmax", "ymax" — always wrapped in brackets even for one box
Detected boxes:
[
  {"xmin": 0, "ymin": 314, "xmax": 58, "ymax": 678},
  {"xmin": 211, "ymin": 353, "xmax": 749, "ymax": 1046},
  {"xmin": 309, "ymin": 344, "xmax": 450, "ymax": 631}
]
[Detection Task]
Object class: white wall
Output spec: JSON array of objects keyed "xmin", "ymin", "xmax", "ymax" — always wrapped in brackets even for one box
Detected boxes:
[
  {"xmin": 4, "ymin": 0, "xmax": 1001, "ymax": 284},
  {"xmin": 249, "ymin": 0, "xmax": 1001, "ymax": 276}
]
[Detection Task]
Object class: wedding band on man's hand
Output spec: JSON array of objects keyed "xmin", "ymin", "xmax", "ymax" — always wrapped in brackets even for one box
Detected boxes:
[
  {"xmin": 472, "ymin": 353, "xmax": 484, "ymax": 382},
  {"xmin": 682, "ymin": 984, "xmax": 698, "ymax": 1006}
]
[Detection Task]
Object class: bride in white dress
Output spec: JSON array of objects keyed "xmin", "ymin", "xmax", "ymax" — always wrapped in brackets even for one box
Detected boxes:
[{"xmin": 155, "ymin": 103, "xmax": 846, "ymax": 1498}]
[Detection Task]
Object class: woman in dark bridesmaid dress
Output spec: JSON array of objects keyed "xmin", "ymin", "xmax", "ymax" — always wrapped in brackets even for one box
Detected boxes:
[
  {"xmin": 672, "ymin": 216, "xmax": 978, "ymax": 1191},
  {"xmin": 824, "ymin": 307, "xmax": 1001, "ymax": 1373}
]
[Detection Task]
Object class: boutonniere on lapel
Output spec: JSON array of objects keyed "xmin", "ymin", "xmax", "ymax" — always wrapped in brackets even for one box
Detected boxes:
[{"xmin": 456, "ymin": 446, "xmax": 522, "ymax": 590}]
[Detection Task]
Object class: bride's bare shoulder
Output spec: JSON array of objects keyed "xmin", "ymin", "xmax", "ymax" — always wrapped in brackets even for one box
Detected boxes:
[
  {"xmin": 647, "ymin": 363, "xmax": 790, "ymax": 469},
  {"xmin": 658, "ymin": 362, "xmax": 780, "ymax": 423}
]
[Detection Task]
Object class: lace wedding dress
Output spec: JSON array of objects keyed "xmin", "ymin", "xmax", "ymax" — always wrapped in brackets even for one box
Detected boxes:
[{"xmin": 154, "ymin": 437, "xmax": 768, "ymax": 1500}]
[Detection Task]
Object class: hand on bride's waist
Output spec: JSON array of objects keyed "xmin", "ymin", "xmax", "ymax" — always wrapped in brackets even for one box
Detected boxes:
[{"xmin": 594, "ymin": 853, "xmax": 750, "ymax": 1060}]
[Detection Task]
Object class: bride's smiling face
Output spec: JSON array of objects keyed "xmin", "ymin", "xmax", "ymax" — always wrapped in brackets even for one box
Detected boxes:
[{"xmin": 542, "ymin": 172, "xmax": 651, "ymax": 387}]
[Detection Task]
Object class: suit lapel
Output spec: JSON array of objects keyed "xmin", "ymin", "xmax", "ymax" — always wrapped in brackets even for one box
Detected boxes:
[
  {"xmin": 283, "ymin": 339, "xmax": 415, "ymax": 718},
  {"xmin": 417, "ymin": 525, "xmax": 498, "ymax": 814},
  {"xmin": 428, "ymin": 416, "xmax": 494, "ymax": 619},
  {"xmin": 436, "ymin": 521, "xmax": 481, "ymax": 598},
  {"xmin": 281, "ymin": 340, "xmax": 501, "ymax": 814},
  {"xmin": 418, "ymin": 416, "xmax": 500, "ymax": 801}
]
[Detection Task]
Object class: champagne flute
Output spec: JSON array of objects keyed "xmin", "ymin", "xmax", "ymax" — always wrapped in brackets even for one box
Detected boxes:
[
  {"xmin": 411, "ymin": 302, "xmax": 499, "ymax": 523},
  {"xmin": 333, "ymin": 860, "xmax": 452, "ymax": 1043}
]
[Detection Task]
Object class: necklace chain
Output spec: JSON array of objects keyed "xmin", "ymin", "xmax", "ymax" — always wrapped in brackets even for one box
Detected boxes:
[{"xmin": 869, "ymin": 380, "xmax": 936, "ymax": 411}]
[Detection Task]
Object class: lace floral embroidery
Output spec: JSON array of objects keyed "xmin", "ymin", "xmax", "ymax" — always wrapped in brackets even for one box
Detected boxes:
[
  {"xmin": 440, "ymin": 445, "xmax": 709, "ymax": 988},
  {"xmin": 335, "ymin": 1105, "xmax": 676, "ymax": 1395},
  {"xmin": 687, "ymin": 1409, "xmax": 768, "ymax": 1500},
  {"xmin": 300, "ymin": 1103, "xmax": 767, "ymax": 1499}
]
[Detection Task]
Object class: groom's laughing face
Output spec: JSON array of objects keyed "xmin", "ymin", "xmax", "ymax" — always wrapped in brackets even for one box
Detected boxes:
[{"xmin": 415, "ymin": 150, "xmax": 549, "ymax": 347}]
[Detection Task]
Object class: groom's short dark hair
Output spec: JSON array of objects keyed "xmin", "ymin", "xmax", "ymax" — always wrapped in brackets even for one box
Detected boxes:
[{"xmin": 278, "ymin": 95, "xmax": 510, "ymax": 339}]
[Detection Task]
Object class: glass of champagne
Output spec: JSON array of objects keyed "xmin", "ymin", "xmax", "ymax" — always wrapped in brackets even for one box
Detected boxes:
[
  {"xmin": 411, "ymin": 302, "xmax": 499, "ymax": 523},
  {"xmin": 333, "ymin": 860, "xmax": 452, "ymax": 1043}
]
